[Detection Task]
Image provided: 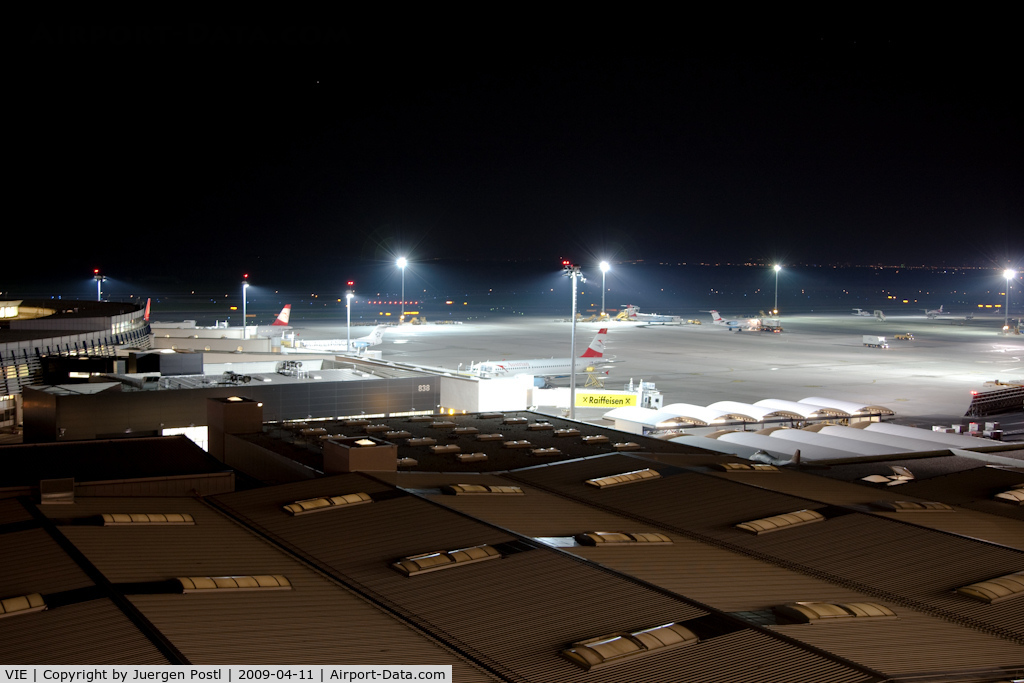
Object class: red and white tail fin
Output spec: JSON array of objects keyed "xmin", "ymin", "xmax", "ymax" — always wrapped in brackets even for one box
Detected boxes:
[
  {"xmin": 580, "ymin": 328, "xmax": 608, "ymax": 358},
  {"xmin": 624, "ymin": 305, "xmax": 639, "ymax": 319},
  {"xmin": 710, "ymin": 310, "xmax": 724, "ymax": 323},
  {"xmin": 144, "ymin": 298, "xmax": 151, "ymax": 322},
  {"xmin": 272, "ymin": 304, "xmax": 292, "ymax": 326}
]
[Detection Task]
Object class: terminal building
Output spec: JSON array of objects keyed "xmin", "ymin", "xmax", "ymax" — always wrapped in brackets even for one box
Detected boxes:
[
  {"xmin": 1, "ymin": 299, "xmax": 150, "ymax": 430},
  {"xmin": 2, "ymin": 302, "xmax": 1023, "ymax": 676}
]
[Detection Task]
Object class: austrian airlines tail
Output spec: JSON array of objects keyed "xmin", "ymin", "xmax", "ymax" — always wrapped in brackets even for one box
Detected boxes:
[
  {"xmin": 144, "ymin": 298, "xmax": 151, "ymax": 322},
  {"xmin": 272, "ymin": 305, "xmax": 292, "ymax": 326},
  {"xmin": 580, "ymin": 328, "xmax": 608, "ymax": 358}
]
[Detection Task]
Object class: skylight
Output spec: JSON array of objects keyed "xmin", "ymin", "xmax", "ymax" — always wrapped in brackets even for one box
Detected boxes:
[
  {"xmin": 735, "ymin": 509, "xmax": 824, "ymax": 535},
  {"xmin": 585, "ymin": 468, "xmax": 661, "ymax": 489},
  {"xmin": 282, "ymin": 492, "xmax": 372, "ymax": 515},
  {"xmin": 560, "ymin": 622, "xmax": 698, "ymax": 670},
  {"xmin": 392, "ymin": 544, "xmax": 500, "ymax": 576}
]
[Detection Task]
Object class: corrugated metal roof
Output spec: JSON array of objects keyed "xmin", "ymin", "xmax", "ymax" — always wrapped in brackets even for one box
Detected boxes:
[
  {"xmin": 772, "ymin": 607, "xmax": 1024, "ymax": 678},
  {"xmin": 703, "ymin": 467, "xmax": 1024, "ymax": 549},
  {"xmin": 0, "ymin": 527, "xmax": 95, "ymax": 596},
  {"xmin": 506, "ymin": 456, "xmax": 1024, "ymax": 645},
  {"xmin": 893, "ymin": 465, "xmax": 1024, "ymax": 522},
  {"xmin": 210, "ymin": 475, "xmax": 874, "ymax": 683},
  {"xmin": 0, "ymin": 598, "xmax": 170, "ymax": 664},
  {"xmin": 38, "ymin": 496, "xmax": 499, "ymax": 678}
]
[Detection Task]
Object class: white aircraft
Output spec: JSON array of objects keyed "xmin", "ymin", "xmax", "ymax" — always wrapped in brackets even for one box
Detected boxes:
[
  {"xmin": 151, "ymin": 304, "xmax": 294, "ymax": 336},
  {"xmin": 924, "ymin": 305, "xmax": 948, "ymax": 319},
  {"xmin": 621, "ymin": 305, "xmax": 681, "ymax": 324},
  {"xmin": 471, "ymin": 328, "xmax": 610, "ymax": 378},
  {"xmin": 292, "ymin": 325, "xmax": 388, "ymax": 353},
  {"xmin": 255, "ymin": 304, "xmax": 293, "ymax": 335},
  {"xmin": 709, "ymin": 310, "xmax": 757, "ymax": 331}
]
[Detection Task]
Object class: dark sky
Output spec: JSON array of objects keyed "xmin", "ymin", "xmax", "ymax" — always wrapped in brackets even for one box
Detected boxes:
[{"xmin": 9, "ymin": 21, "xmax": 1022, "ymax": 293}]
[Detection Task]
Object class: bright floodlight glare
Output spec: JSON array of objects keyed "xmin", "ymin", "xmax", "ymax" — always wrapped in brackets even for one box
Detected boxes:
[
  {"xmin": 600, "ymin": 261, "xmax": 610, "ymax": 273},
  {"xmin": 396, "ymin": 257, "xmax": 408, "ymax": 319},
  {"xmin": 1005, "ymin": 269, "xmax": 1016, "ymax": 279},
  {"xmin": 774, "ymin": 264, "xmax": 782, "ymax": 272}
]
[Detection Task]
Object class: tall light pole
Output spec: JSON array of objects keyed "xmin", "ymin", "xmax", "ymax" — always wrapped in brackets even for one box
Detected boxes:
[
  {"xmin": 346, "ymin": 285, "xmax": 354, "ymax": 352},
  {"xmin": 1004, "ymin": 269, "xmax": 1016, "ymax": 332},
  {"xmin": 241, "ymin": 275, "xmax": 249, "ymax": 340},
  {"xmin": 600, "ymin": 261, "xmax": 610, "ymax": 319},
  {"xmin": 773, "ymin": 264, "xmax": 782, "ymax": 316},
  {"xmin": 563, "ymin": 261, "xmax": 585, "ymax": 420},
  {"xmin": 93, "ymin": 270, "xmax": 106, "ymax": 301},
  {"xmin": 396, "ymin": 257, "xmax": 408, "ymax": 322}
]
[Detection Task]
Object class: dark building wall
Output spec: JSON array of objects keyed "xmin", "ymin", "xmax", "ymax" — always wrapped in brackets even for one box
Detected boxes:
[{"xmin": 24, "ymin": 377, "xmax": 440, "ymax": 442}]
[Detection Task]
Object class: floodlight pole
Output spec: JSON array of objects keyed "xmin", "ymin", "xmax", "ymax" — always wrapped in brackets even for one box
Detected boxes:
[
  {"xmin": 1005, "ymin": 269, "xmax": 1016, "ymax": 332},
  {"xmin": 397, "ymin": 257, "xmax": 408, "ymax": 322},
  {"xmin": 241, "ymin": 277, "xmax": 249, "ymax": 340},
  {"xmin": 563, "ymin": 263, "xmax": 585, "ymax": 420},
  {"xmin": 600, "ymin": 261, "xmax": 610, "ymax": 319},
  {"xmin": 773, "ymin": 264, "xmax": 782, "ymax": 315},
  {"xmin": 93, "ymin": 270, "xmax": 105, "ymax": 302},
  {"xmin": 346, "ymin": 290, "xmax": 353, "ymax": 352}
]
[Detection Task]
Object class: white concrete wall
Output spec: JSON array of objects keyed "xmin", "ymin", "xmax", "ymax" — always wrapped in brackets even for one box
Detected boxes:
[{"xmin": 440, "ymin": 375, "xmax": 531, "ymax": 412}]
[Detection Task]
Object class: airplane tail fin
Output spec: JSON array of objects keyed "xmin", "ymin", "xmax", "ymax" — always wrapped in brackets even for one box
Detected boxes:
[
  {"xmin": 272, "ymin": 304, "xmax": 292, "ymax": 326},
  {"xmin": 372, "ymin": 325, "xmax": 387, "ymax": 343},
  {"xmin": 710, "ymin": 310, "xmax": 724, "ymax": 323},
  {"xmin": 144, "ymin": 298, "xmax": 151, "ymax": 322},
  {"xmin": 580, "ymin": 328, "xmax": 608, "ymax": 358}
]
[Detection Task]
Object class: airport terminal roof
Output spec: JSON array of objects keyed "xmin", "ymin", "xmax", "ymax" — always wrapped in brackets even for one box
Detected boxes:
[{"xmin": 606, "ymin": 397, "xmax": 897, "ymax": 430}]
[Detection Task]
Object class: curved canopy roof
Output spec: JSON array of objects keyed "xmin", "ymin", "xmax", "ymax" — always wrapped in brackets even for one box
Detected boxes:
[
  {"xmin": 864, "ymin": 422, "xmax": 998, "ymax": 448},
  {"xmin": 706, "ymin": 401, "xmax": 802, "ymax": 421},
  {"xmin": 800, "ymin": 397, "xmax": 895, "ymax": 417},
  {"xmin": 715, "ymin": 432, "xmax": 853, "ymax": 461},
  {"xmin": 768, "ymin": 428, "xmax": 910, "ymax": 456},
  {"xmin": 661, "ymin": 402, "xmax": 758, "ymax": 424},
  {"xmin": 755, "ymin": 398, "xmax": 850, "ymax": 418},
  {"xmin": 818, "ymin": 425, "xmax": 947, "ymax": 452}
]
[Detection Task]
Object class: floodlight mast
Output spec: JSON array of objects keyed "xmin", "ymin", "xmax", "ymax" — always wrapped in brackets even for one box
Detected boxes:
[
  {"xmin": 93, "ymin": 270, "xmax": 106, "ymax": 302},
  {"xmin": 397, "ymin": 257, "xmax": 408, "ymax": 321},
  {"xmin": 1005, "ymin": 269, "xmax": 1016, "ymax": 332},
  {"xmin": 773, "ymin": 264, "xmax": 782, "ymax": 315},
  {"xmin": 563, "ymin": 261, "xmax": 586, "ymax": 420},
  {"xmin": 241, "ymin": 275, "xmax": 250, "ymax": 340},
  {"xmin": 600, "ymin": 261, "xmax": 610, "ymax": 319},
  {"xmin": 346, "ymin": 282, "xmax": 354, "ymax": 352}
]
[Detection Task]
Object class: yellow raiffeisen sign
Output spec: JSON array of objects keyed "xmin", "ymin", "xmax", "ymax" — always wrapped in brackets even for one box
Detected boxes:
[{"xmin": 575, "ymin": 392, "xmax": 637, "ymax": 408}]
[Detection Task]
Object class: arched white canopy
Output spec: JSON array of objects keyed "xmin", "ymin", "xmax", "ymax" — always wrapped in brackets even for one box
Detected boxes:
[
  {"xmin": 662, "ymin": 402, "xmax": 758, "ymax": 425},
  {"xmin": 715, "ymin": 432, "xmax": 852, "ymax": 461},
  {"xmin": 864, "ymin": 423, "xmax": 998, "ymax": 448},
  {"xmin": 706, "ymin": 400, "xmax": 800, "ymax": 421},
  {"xmin": 755, "ymin": 398, "xmax": 850, "ymax": 418},
  {"xmin": 800, "ymin": 397, "xmax": 895, "ymax": 417},
  {"xmin": 818, "ymin": 425, "xmax": 948, "ymax": 452},
  {"xmin": 769, "ymin": 428, "xmax": 910, "ymax": 456}
]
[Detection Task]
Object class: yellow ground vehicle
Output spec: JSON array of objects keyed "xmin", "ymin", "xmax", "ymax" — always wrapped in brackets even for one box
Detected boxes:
[{"xmin": 893, "ymin": 333, "xmax": 914, "ymax": 341}]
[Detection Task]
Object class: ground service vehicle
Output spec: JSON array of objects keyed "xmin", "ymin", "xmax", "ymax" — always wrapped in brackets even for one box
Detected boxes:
[
  {"xmin": 863, "ymin": 335, "xmax": 889, "ymax": 348},
  {"xmin": 894, "ymin": 333, "xmax": 914, "ymax": 341}
]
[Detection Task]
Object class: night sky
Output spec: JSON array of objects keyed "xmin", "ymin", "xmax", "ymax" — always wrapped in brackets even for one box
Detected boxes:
[{"xmin": 9, "ymin": 21, "xmax": 1022, "ymax": 295}]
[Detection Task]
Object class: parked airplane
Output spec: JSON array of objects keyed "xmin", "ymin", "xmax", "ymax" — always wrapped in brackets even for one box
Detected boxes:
[
  {"xmin": 291, "ymin": 325, "xmax": 388, "ymax": 353},
  {"xmin": 254, "ymin": 305, "xmax": 293, "ymax": 335},
  {"xmin": 709, "ymin": 310, "xmax": 757, "ymax": 331},
  {"xmin": 620, "ymin": 305, "xmax": 682, "ymax": 325},
  {"xmin": 471, "ymin": 329, "xmax": 610, "ymax": 379},
  {"xmin": 924, "ymin": 305, "xmax": 948, "ymax": 319}
]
